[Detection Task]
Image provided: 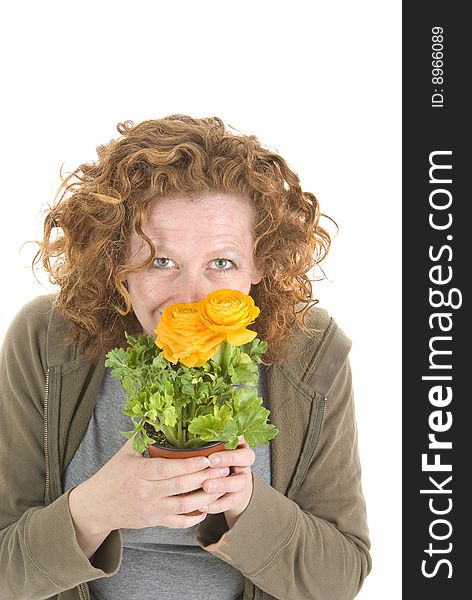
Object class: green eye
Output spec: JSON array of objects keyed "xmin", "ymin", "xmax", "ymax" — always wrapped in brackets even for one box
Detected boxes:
[
  {"xmin": 213, "ymin": 259, "xmax": 233, "ymax": 270},
  {"xmin": 153, "ymin": 257, "xmax": 172, "ymax": 268}
]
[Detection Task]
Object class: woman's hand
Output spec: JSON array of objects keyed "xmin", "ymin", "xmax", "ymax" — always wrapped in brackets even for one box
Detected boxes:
[
  {"xmin": 68, "ymin": 438, "xmax": 229, "ymax": 558},
  {"xmin": 202, "ymin": 437, "xmax": 255, "ymax": 528}
]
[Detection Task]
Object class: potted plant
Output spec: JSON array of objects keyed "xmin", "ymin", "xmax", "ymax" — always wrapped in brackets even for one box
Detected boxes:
[{"xmin": 105, "ymin": 289, "xmax": 278, "ymax": 458}]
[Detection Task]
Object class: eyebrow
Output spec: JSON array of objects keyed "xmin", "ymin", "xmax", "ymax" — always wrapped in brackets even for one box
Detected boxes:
[{"xmin": 149, "ymin": 239, "xmax": 245, "ymax": 256}]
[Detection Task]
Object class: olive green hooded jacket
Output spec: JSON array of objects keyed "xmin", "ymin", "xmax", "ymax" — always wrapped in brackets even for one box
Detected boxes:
[{"xmin": 0, "ymin": 295, "xmax": 371, "ymax": 600}]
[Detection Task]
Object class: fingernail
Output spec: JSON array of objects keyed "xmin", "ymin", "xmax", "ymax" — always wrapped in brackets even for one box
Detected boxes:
[
  {"xmin": 208, "ymin": 454, "xmax": 221, "ymax": 465},
  {"xmin": 206, "ymin": 482, "xmax": 215, "ymax": 493},
  {"xmin": 198, "ymin": 457, "xmax": 210, "ymax": 468}
]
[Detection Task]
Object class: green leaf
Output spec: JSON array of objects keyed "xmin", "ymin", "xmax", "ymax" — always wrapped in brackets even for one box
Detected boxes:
[
  {"xmin": 231, "ymin": 387, "xmax": 279, "ymax": 447},
  {"xmin": 163, "ymin": 406, "xmax": 177, "ymax": 427},
  {"xmin": 220, "ymin": 420, "xmax": 240, "ymax": 449},
  {"xmin": 131, "ymin": 428, "xmax": 156, "ymax": 454},
  {"xmin": 237, "ymin": 338, "xmax": 268, "ymax": 362},
  {"xmin": 188, "ymin": 404, "xmax": 233, "ymax": 441},
  {"xmin": 228, "ymin": 349, "xmax": 259, "ymax": 385}
]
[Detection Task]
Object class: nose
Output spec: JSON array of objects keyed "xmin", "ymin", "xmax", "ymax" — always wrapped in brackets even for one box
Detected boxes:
[{"xmin": 174, "ymin": 270, "xmax": 209, "ymax": 305}]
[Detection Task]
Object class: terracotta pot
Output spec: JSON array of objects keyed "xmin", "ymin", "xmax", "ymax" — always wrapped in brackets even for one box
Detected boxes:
[{"xmin": 148, "ymin": 440, "xmax": 226, "ymax": 459}]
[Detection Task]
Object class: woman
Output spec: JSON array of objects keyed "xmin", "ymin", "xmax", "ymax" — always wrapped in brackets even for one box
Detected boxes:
[{"xmin": 0, "ymin": 115, "xmax": 371, "ymax": 599}]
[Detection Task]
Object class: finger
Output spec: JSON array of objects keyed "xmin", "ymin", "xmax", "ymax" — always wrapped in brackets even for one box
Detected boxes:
[
  {"xmin": 205, "ymin": 466, "xmax": 230, "ymax": 479},
  {"xmin": 207, "ymin": 447, "xmax": 255, "ymax": 468},
  {"xmin": 158, "ymin": 467, "xmax": 230, "ymax": 497},
  {"xmin": 203, "ymin": 472, "xmax": 246, "ymax": 495},
  {"xmin": 160, "ymin": 490, "xmax": 224, "ymax": 516},
  {"xmin": 162, "ymin": 511, "xmax": 209, "ymax": 529},
  {"xmin": 139, "ymin": 455, "xmax": 211, "ymax": 481},
  {"xmin": 204, "ymin": 495, "xmax": 235, "ymax": 515}
]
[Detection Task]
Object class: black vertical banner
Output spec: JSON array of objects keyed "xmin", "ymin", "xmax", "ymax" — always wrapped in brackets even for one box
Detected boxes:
[{"xmin": 403, "ymin": 3, "xmax": 468, "ymax": 598}]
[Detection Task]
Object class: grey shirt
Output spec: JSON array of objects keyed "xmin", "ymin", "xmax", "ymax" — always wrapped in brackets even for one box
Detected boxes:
[{"xmin": 63, "ymin": 366, "xmax": 271, "ymax": 600}]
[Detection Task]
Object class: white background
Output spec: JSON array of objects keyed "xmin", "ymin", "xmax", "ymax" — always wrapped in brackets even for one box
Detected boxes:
[{"xmin": 0, "ymin": 2, "xmax": 401, "ymax": 598}]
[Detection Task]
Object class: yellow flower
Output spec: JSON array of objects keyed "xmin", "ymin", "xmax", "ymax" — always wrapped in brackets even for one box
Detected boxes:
[
  {"xmin": 199, "ymin": 289, "xmax": 259, "ymax": 345},
  {"xmin": 155, "ymin": 303, "xmax": 224, "ymax": 367}
]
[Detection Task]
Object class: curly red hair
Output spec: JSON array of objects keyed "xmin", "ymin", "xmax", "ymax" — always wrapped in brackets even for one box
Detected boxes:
[{"xmin": 34, "ymin": 115, "xmax": 335, "ymax": 363}]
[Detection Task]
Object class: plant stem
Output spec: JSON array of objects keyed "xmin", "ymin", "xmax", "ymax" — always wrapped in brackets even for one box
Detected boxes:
[
  {"xmin": 222, "ymin": 342, "xmax": 233, "ymax": 377},
  {"xmin": 160, "ymin": 424, "xmax": 179, "ymax": 447},
  {"xmin": 177, "ymin": 405, "xmax": 183, "ymax": 446}
]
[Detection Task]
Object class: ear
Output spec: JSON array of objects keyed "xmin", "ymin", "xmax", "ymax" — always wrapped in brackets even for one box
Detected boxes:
[{"xmin": 250, "ymin": 266, "xmax": 264, "ymax": 286}]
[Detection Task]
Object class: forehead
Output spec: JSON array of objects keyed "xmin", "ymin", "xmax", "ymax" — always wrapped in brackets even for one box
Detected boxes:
[{"xmin": 142, "ymin": 192, "xmax": 255, "ymax": 236}]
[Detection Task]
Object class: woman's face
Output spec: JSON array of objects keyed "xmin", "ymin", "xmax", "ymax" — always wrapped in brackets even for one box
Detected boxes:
[{"xmin": 126, "ymin": 192, "xmax": 263, "ymax": 335}]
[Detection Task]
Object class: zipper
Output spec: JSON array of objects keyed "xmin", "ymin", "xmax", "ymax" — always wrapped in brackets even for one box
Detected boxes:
[
  {"xmin": 282, "ymin": 321, "xmax": 335, "ymax": 498},
  {"xmin": 44, "ymin": 368, "xmax": 52, "ymax": 505},
  {"xmin": 287, "ymin": 393, "xmax": 328, "ymax": 501},
  {"xmin": 315, "ymin": 396, "xmax": 328, "ymax": 455},
  {"xmin": 44, "ymin": 368, "xmax": 89, "ymax": 600}
]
